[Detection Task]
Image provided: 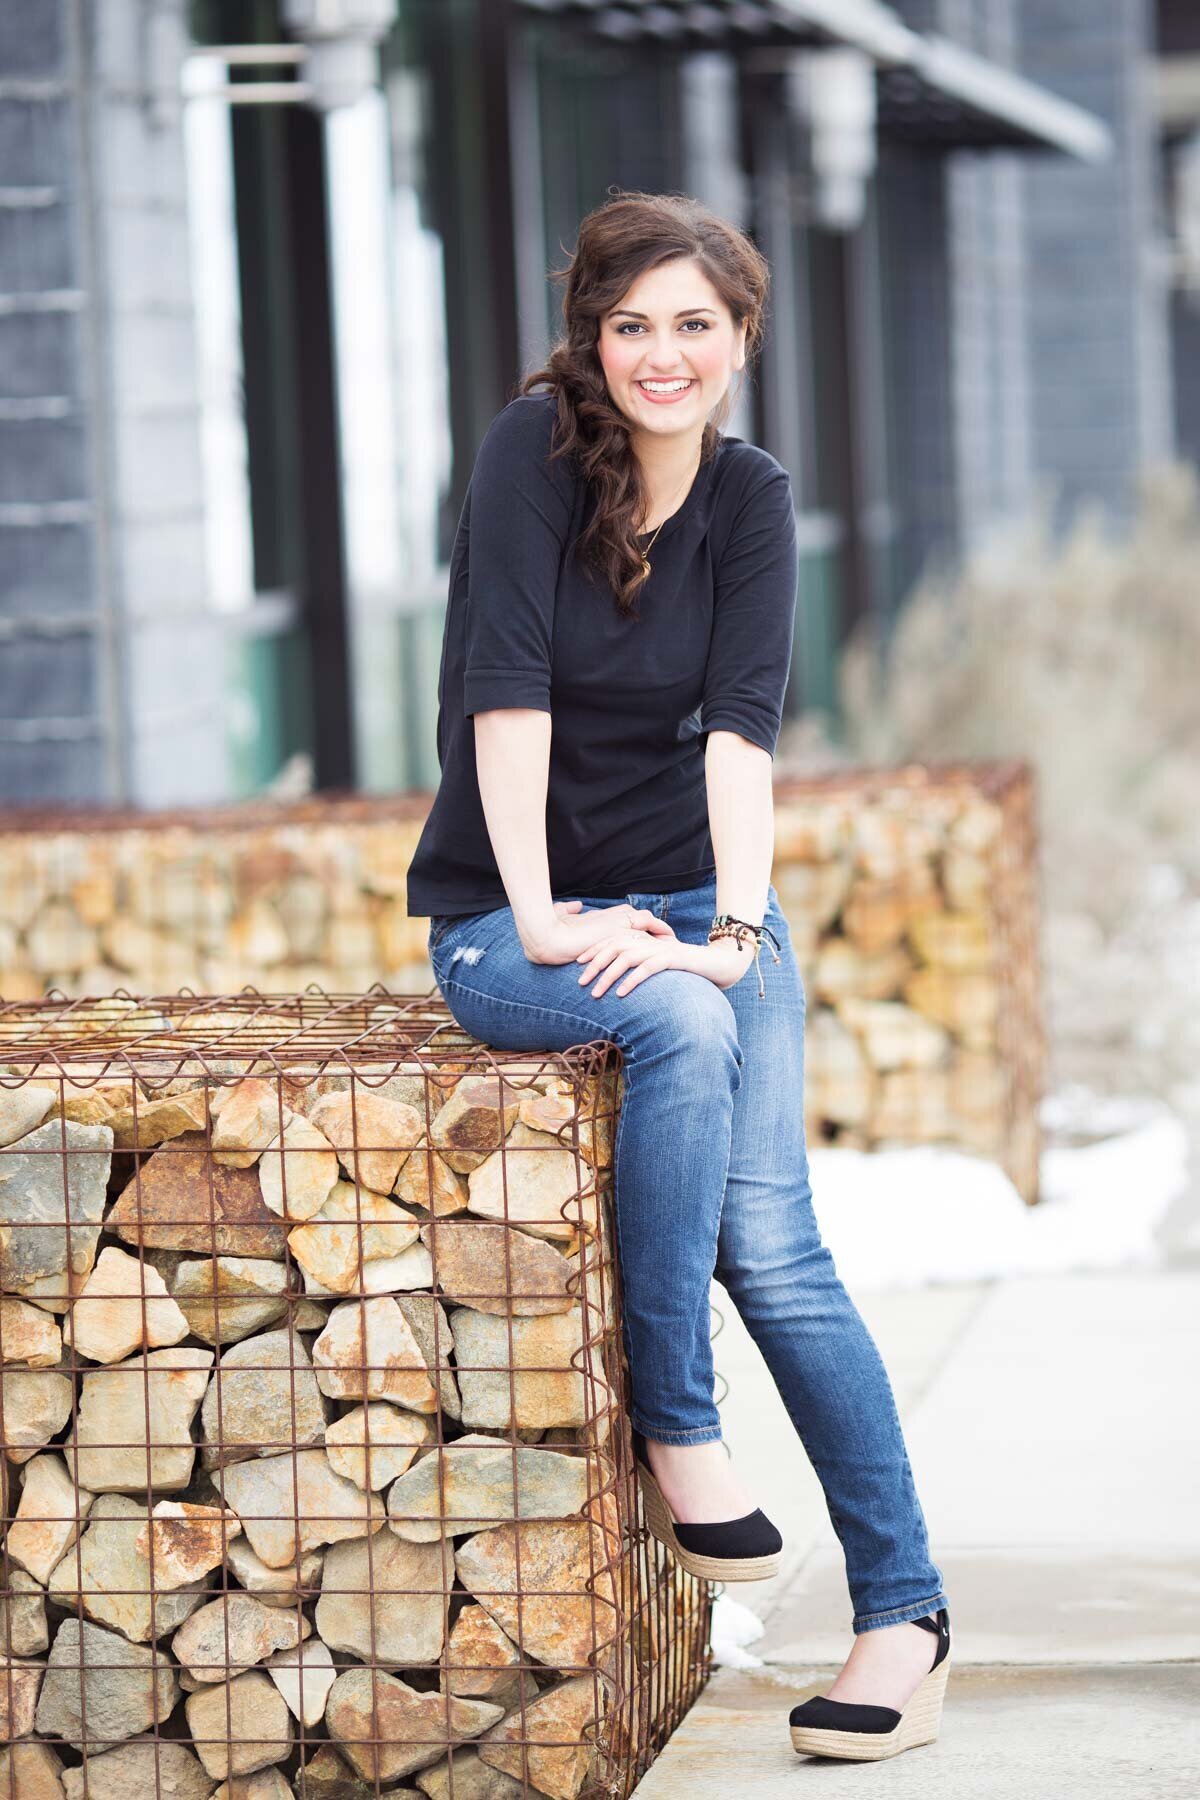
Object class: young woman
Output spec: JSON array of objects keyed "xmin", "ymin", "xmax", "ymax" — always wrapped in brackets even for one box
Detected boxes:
[{"xmin": 407, "ymin": 190, "xmax": 951, "ymax": 1762}]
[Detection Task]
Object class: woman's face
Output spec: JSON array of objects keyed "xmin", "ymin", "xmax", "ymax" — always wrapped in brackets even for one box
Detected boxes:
[{"xmin": 596, "ymin": 257, "xmax": 746, "ymax": 441}]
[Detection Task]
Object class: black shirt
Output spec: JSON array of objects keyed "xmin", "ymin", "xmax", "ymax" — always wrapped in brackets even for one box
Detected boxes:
[{"xmin": 406, "ymin": 390, "xmax": 799, "ymax": 919}]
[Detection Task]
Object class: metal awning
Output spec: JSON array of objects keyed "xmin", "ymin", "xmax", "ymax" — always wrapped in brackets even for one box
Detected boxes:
[{"xmin": 518, "ymin": 0, "xmax": 1111, "ymax": 162}]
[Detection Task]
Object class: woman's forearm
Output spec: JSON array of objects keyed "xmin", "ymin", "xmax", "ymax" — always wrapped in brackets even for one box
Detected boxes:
[
  {"xmin": 705, "ymin": 729, "xmax": 775, "ymax": 925},
  {"xmin": 473, "ymin": 709, "xmax": 560, "ymax": 955}
]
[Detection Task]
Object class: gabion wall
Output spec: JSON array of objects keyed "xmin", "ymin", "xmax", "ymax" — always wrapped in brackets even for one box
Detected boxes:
[
  {"xmin": 0, "ymin": 756, "xmax": 1045, "ymax": 1199},
  {"xmin": 0, "ymin": 994, "xmax": 711, "ymax": 1798}
]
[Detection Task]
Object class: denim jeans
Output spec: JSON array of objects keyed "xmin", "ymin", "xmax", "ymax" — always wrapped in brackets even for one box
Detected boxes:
[{"xmin": 427, "ymin": 874, "xmax": 948, "ymax": 1631}]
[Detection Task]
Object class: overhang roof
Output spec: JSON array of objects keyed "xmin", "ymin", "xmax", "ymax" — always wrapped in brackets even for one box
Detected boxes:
[{"xmin": 518, "ymin": 0, "xmax": 1111, "ymax": 162}]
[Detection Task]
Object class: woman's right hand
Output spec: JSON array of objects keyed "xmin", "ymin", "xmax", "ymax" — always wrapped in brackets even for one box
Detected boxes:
[{"xmin": 521, "ymin": 901, "xmax": 677, "ymax": 966}]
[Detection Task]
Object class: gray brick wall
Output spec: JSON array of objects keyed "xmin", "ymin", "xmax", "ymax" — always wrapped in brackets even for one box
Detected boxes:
[{"xmin": 0, "ymin": 0, "xmax": 227, "ymax": 808}]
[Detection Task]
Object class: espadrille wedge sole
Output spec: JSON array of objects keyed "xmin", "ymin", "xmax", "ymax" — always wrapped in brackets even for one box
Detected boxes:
[
  {"xmin": 788, "ymin": 1653, "xmax": 950, "ymax": 1760},
  {"xmin": 631, "ymin": 1428, "xmax": 784, "ymax": 1582}
]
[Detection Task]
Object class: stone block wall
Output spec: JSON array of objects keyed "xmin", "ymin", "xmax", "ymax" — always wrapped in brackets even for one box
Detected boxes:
[
  {"xmin": 0, "ymin": 994, "xmax": 708, "ymax": 1796},
  {"xmin": 0, "ymin": 757, "xmax": 1045, "ymax": 1200}
]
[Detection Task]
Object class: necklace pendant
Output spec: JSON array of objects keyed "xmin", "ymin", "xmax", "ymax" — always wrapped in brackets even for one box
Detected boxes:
[{"xmin": 641, "ymin": 555, "xmax": 652, "ymax": 578}]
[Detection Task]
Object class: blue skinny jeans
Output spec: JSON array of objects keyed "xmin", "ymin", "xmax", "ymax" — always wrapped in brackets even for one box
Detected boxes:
[{"xmin": 427, "ymin": 874, "xmax": 948, "ymax": 1632}]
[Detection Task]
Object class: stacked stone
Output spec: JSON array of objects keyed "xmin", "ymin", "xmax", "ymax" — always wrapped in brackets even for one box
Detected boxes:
[
  {"xmin": 774, "ymin": 764, "xmax": 1044, "ymax": 1202},
  {"xmin": 0, "ymin": 1001, "xmax": 686, "ymax": 1798},
  {"xmin": 0, "ymin": 811, "xmax": 433, "ymax": 1001}
]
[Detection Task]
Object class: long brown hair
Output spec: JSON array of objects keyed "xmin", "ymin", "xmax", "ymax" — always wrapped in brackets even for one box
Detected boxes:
[{"xmin": 518, "ymin": 188, "xmax": 771, "ymax": 616}]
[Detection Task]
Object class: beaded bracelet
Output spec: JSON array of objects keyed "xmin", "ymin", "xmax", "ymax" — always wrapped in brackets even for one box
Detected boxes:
[{"xmin": 707, "ymin": 912, "xmax": 782, "ymax": 1000}]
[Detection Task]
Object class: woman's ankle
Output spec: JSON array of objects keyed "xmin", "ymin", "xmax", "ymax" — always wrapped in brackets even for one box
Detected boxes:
[{"xmin": 642, "ymin": 1436, "xmax": 757, "ymax": 1524}]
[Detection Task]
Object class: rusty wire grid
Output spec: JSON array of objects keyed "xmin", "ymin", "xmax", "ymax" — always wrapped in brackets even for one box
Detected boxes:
[
  {"xmin": 772, "ymin": 757, "xmax": 1048, "ymax": 1204},
  {"xmin": 0, "ymin": 991, "xmax": 714, "ymax": 1798}
]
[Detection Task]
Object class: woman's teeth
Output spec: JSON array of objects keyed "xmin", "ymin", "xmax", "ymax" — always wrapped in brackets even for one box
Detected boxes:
[{"xmin": 637, "ymin": 378, "xmax": 694, "ymax": 397}]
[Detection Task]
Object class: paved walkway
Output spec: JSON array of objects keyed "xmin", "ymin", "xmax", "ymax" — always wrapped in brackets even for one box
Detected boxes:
[{"xmin": 632, "ymin": 1271, "xmax": 1200, "ymax": 1795}]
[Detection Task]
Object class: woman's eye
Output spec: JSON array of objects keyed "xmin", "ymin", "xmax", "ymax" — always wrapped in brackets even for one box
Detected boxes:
[{"xmin": 616, "ymin": 320, "xmax": 710, "ymax": 335}]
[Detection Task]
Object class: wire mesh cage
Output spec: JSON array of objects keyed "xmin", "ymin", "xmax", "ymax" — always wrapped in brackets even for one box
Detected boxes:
[
  {"xmin": 0, "ymin": 992, "xmax": 713, "ymax": 1798},
  {"xmin": 773, "ymin": 759, "xmax": 1047, "ymax": 1203}
]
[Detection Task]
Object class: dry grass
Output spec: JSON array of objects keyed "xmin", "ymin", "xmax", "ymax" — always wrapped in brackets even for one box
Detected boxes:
[{"xmin": 778, "ymin": 465, "xmax": 1200, "ymax": 1133}]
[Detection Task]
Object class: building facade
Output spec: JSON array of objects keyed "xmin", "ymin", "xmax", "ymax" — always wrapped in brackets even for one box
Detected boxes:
[{"xmin": 0, "ymin": 0, "xmax": 1173, "ymax": 809}]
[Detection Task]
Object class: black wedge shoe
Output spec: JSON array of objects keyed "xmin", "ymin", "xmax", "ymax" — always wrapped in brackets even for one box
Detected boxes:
[
  {"xmin": 630, "ymin": 1426, "xmax": 784, "ymax": 1582},
  {"xmin": 788, "ymin": 1607, "xmax": 952, "ymax": 1761}
]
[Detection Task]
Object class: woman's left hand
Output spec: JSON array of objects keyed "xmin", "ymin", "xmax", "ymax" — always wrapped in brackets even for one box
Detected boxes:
[{"xmin": 574, "ymin": 928, "xmax": 752, "ymax": 998}]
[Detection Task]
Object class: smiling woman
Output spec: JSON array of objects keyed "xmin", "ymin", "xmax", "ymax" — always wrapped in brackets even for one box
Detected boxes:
[{"xmin": 406, "ymin": 188, "xmax": 952, "ymax": 1765}]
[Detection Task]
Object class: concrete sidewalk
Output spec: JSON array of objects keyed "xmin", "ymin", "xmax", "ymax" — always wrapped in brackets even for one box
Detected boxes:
[{"xmin": 632, "ymin": 1272, "xmax": 1200, "ymax": 1795}]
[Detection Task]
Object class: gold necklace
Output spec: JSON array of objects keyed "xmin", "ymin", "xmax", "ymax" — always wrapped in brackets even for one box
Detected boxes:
[{"xmin": 639, "ymin": 452, "xmax": 701, "ymax": 578}]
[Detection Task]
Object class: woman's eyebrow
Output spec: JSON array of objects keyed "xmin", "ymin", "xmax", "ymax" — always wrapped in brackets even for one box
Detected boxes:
[{"xmin": 607, "ymin": 307, "xmax": 718, "ymax": 319}]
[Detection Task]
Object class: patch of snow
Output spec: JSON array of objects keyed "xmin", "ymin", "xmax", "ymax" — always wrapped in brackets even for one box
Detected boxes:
[
  {"xmin": 805, "ymin": 1102, "xmax": 1188, "ymax": 1291},
  {"xmin": 709, "ymin": 1590, "xmax": 767, "ymax": 1669}
]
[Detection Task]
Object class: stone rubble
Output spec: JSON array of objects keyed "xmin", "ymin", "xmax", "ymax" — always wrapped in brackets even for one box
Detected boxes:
[{"xmin": 0, "ymin": 1047, "xmax": 650, "ymax": 1796}]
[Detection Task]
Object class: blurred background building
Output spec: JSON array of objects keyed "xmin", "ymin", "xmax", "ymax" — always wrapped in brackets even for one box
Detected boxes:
[{"xmin": 1, "ymin": 0, "xmax": 1192, "ymax": 812}]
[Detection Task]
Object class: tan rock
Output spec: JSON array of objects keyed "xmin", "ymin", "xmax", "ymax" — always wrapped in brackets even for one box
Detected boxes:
[
  {"xmin": 324, "ymin": 1403, "xmax": 430, "ymax": 1490},
  {"xmin": 316, "ymin": 1529, "xmax": 452, "ymax": 1665},
  {"xmin": 465, "ymin": 1120, "xmax": 597, "ymax": 1242},
  {"xmin": 107, "ymin": 1086, "xmax": 211, "ymax": 1149},
  {"xmin": 216, "ymin": 1450, "xmax": 384, "ymax": 1568},
  {"xmin": 173, "ymin": 1593, "xmax": 310, "ymax": 1684},
  {"xmin": 258, "ymin": 1113, "xmax": 340, "ymax": 1223},
  {"xmin": 185, "ymin": 1670, "xmax": 292, "ymax": 1781},
  {"xmin": 804, "ymin": 1010, "xmax": 876, "ymax": 1129},
  {"xmin": 833, "ymin": 997, "xmax": 950, "ymax": 1071},
  {"xmin": 872, "ymin": 1066, "xmax": 955, "ymax": 1141},
  {"xmin": 35, "ymin": 1617, "xmax": 179, "ymax": 1750},
  {"xmin": 211, "ymin": 1078, "xmax": 291, "ymax": 1167},
  {"xmin": 455, "ymin": 1521, "xmax": 617, "ymax": 1668},
  {"xmin": 476, "ymin": 1673, "xmax": 602, "ymax": 1800},
  {"xmin": 0, "ymin": 1568, "xmax": 49, "ymax": 1656},
  {"xmin": 842, "ymin": 870, "xmax": 940, "ymax": 956},
  {"xmin": 0, "ymin": 1741, "xmax": 65, "ymax": 1800},
  {"xmin": 0, "ymin": 1368, "xmax": 74, "ymax": 1464},
  {"xmin": 8, "ymin": 1453, "xmax": 93, "ymax": 1584},
  {"xmin": 0, "ymin": 1296, "xmax": 62, "ymax": 1366},
  {"xmin": 450, "ymin": 1307, "xmax": 600, "ymax": 1431},
  {"xmin": 170, "ymin": 1257, "xmax": 290, "ymax": 1345},
  {"xmin": 294, "ymin": 1746, "xmax": 371, "ymax": 1797},
  {"xmin": 0, "ymin": 1657, "xmax": 45, "ymax": 1742},
  {"xmin": 430, "ymin": 1078, "xmax": 521, "ymax": 1175},
  {"xmin": 393, "ymin": 1293, "xmax": 461, "ymax": 1422},
  {"xmin": 416, "ymin": 1747, "xmax": 528, "ymax": 1798},
  {"xmin": 811, "ymin": 936, "xmax": 917, "ymax": 1005},
  {"xmin": 312, "ymin": 1297, "xmax": 436, "ymax": 1411},
  {"xmin": 61, "ymin": 1737, "xmax": 215, "ymax": 1800},
  {"xmin": 942, "ymin": 845, "xmax": 991, "ymax": 910},
  {"xmin": 441, "ymin": 1603, "xmax": 529, "ymax": 1705},
  {"xmin": 264, "ymin": 1635, "xmax": 335, "ymax": 1727},
  {"xmin": 286, "ymin": 1182, "xmax": 421, "ymax": 1295},
  {"xmin": 64, "ymin": 1245, "xmax": 190, "ymax": 1363},
  {"xmin": 772, "ymin": 854, "xmax": 854, "ymax": 929},
  {"xmin": 388, "ymin": 1435, "xmax": 591, "ymax": 1542},
  {"xmin": 0, "ymin": 1118, "xmax": 112, "ymax": 1308},
  {"xmin": 136, "ymin": 1500, "xmax": 242, "ymax": 1586},
  {"xmin": 325, "ymin": 1666, "xmax": 504, "ymax": 1785},
  {"xmin": 904, "ymin": 966, "xmax": 998, "ymax": 1047},
  {"xmin": 394, "ymin": 1140, "xmax": 470, "ymax": 1217},
  {"xmin": 214, "ymin": 1770, "xmax": 294, "ymax": 1800},
  {"xmin": 0, "ymin": 1083, "xmax": 54, "ymax": 1147},
  {"xmin": 200, "ymin": 1328, "xmax": 326, "ymax": 1469},
  {"xmin": 48, "ymin": 1494, "xmax": 209, "ymax": 1642},
  {"xmin": 907, "ymin": 906, "xmax": 994, "ymax": 972},
  {"xmin": 69, "ymin": 1346, "xmax": 213, "ymax": 1493},
  {"xmin": 307, "ymin": 1091, "xmax": 423, "ymax": 1195},
  {"xmin": 108, "ymin": 1133, "xmax": 288, "ymax": 1260},
  {"xmin": 225, "ymin": 1536, "xmax": 324, "ymax": 1608},
  {"xmin": 419, "ymin": 1219, "xmax": 575, "ymax": 1316}
]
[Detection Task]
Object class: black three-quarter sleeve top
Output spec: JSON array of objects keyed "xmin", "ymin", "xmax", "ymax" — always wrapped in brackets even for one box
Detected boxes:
[{"xmin": 406, "ymin": 389, "xmax": 799, "ymax": 919}]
